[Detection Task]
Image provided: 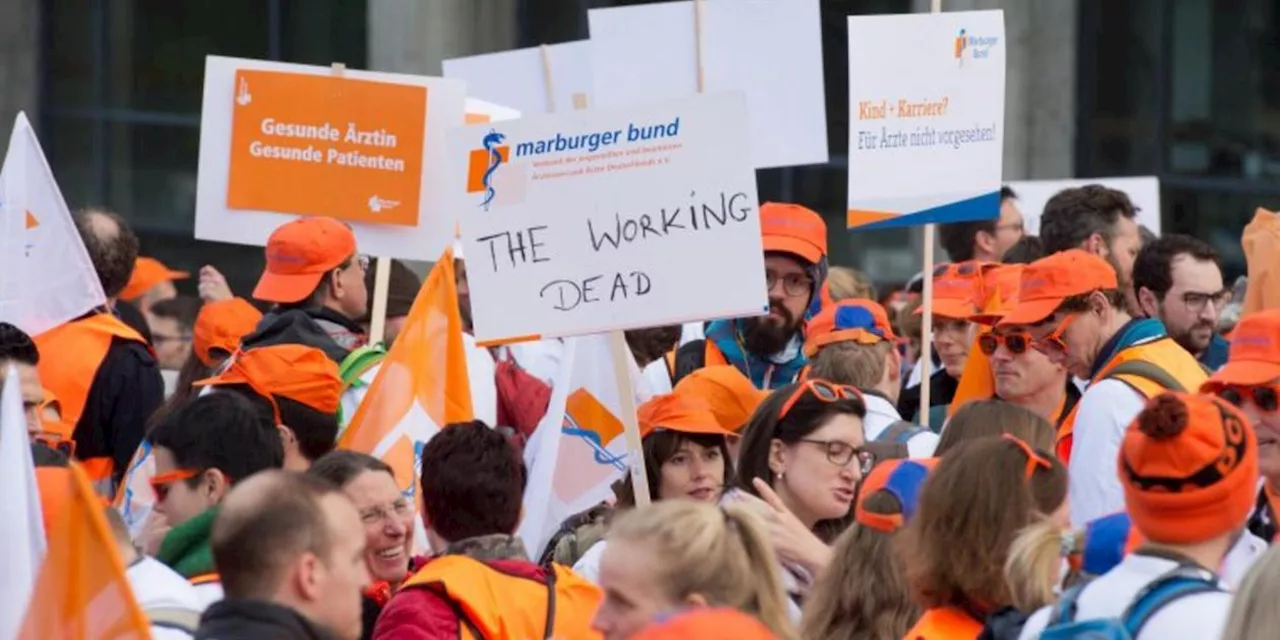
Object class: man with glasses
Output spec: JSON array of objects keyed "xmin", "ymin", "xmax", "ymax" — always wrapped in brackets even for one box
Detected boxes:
[
  {"xmin": 240, "ymin": 217, "xmax": 372, "ymax": 427},
  {"xmin": 938, "ymin": 185, "xmax": 1026, "ymax": 264},
  {"xmin": 1132, "ymin": 234, "xmax": 1231, "ymax": 371},
  {"xmin": 1201, "ymin": 309, "xmax": 1280, "ymax": 542},
  {"xmin": 998, "ymin": 249, "xmax": 1207, "ymax": 525},
  {"xmin": 663, "ymin": 202, "xmax": 829, "ymax": 391}
]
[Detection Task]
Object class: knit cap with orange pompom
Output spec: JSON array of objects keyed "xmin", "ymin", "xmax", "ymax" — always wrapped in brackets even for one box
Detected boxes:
[{"xmin": 1118, "ymin": 392, "xmax": 1258, "ymax": 545}]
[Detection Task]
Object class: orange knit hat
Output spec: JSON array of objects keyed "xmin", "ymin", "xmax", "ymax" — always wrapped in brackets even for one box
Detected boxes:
[{"xmin": 1118, "ymin": 392, "xmax": 1258, "ymax": 544}]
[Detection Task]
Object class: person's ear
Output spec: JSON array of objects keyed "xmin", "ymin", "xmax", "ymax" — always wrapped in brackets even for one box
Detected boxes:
[
  {"xmin": 1084, "ymin": 232, "xmax": 1106, "ymax": 256},
  {"xmin": 684, "ymin": 592, "xmax": 709, "ymax": 608},
  {"xmin": 767, "ymin": 438, "xmax": 788, "ymax": 477},
  {"xmin": 278, "ymin": 424, "xmax": 297, "ymax": 449},
  {"xmin": 1090, "ymin": 290, "xmax": 1111, "ymax": 317},
  {"xmin": 204, "ymin": 468, "xmax": 232, "ymax": 504},
  {"xmin": 886, "ymin": 346, "xmax": 902, "ymax": 385},
  {"xmin": 295, "ymin": 551, "xmax": 324, "ymax": 601},
  {"xmin": 974, "ymin": 229, "xmax": 997, "ymax": 257},
  {"xmin": 1136, "ymin": 287, "xmax": 1160, "ymax": 318}
]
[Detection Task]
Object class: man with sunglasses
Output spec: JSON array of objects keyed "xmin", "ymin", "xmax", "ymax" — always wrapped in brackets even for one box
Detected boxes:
[
  {"xmin": 1200, "ymin": 309, "xmax": 1280, "ymax": 542},
  {"xmin": 999, "ymin": 249, "xmax": 1207, "ymax": 526},
  {"xmin": 240, "ymin": 217, "xmax": 372, "ymax": 428},
  {"xmin": 1133, "ymin": 234, "xmax": 1231, "ymax": 371}
]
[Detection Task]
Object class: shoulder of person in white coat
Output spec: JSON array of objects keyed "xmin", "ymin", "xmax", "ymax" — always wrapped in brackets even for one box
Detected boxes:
[
  {"xmin": 127, "ymin": 555, "xmax": 206, "ymax": 639},
  {"xmin": 499, "ymin": 339, "xmax": 564, "ymax": 386},
  {"xmin": 1067, "ymin": 378, "xmax": 1148, "ymax": 527},
  {"xmin": 461, "ymin": 332, "xmax": 498, "ymax": 427},
  {"xmin": 861, "ymin": 393, "xmax": 938, "ymax": 458}
]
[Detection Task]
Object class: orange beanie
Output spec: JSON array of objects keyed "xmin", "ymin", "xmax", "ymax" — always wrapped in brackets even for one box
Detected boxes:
[{"xmin": 1118, "ymin": 392, "xmax": 1258, "ymax": 544}]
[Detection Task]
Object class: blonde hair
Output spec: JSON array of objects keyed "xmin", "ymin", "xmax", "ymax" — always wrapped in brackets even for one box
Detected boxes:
[
  {"xmin": 1223, "ymin": 545, "xmax": 1280, "ymax": 640},
  {"xmin": 1004, "ymin": 520, "xmax": 1083, "ymax": 613},
  {"xmin": 608, "ymin": 500, "xmax": 795, "ymax": 640},
  {"xmin": 826, "ymin": 267, "xmax": 876, "ymax": 301},
  {"xmin": 801, "ymin": 491, "xmax": 918, "ymax": 640}
]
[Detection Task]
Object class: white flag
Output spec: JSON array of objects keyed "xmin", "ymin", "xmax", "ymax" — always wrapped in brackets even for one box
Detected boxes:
[
  {"xmin": 0, "ymin": 112, "xmax": 106, "ymax": 337},
  {"xmin": 0, "ymin": 365, "xmax": 47, "ymax": 639}
]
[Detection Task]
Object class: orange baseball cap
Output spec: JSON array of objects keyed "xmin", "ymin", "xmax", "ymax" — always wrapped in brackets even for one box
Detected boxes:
[
  {"xmin": 673, "ymin": 365, "xmax": 768, "ymax": 434},
  {"xmin": 999, "ymin": 250, "xmax": 1118, "ymax": 327},
  {"xmin": 805, "ymin": 299, "xmax": 898, "ymax": 357},
  {"xmin": 970, "ymin": 264, "xmax": 1025, "ymax": 326},
  {"xmin": 638, "ymin": 393, "xmax": 734, "ymax": 439},
  {"xmin": 195, "ymin": 344, "xmax": 342, "ymax": 416},
  {"xmin": 253, "ymin": 217, "xmax": 357, "ymax": 304},
  {"xmin": 1202, "ymin": 309, "xmax": 1280, "ymax": 389},
  {"xmin": 121, "ymin": 257, "xmax": 189, "ymax": 301},
  {"xmin": 915, "ymin": 261, "xmax": 991, "ymax": 320},
  {"xmin": 193, "ymin": 298, "xmax": 264, "ymax": 367},
  {"xmin": 632, "ymin": 608, "xmax": 779, "ymax": 640},
  {"xmin": 760, "ymin": 202, "xmax": 827, "ymax": 265},
  {"xmin": 854, "ymin": 458, "xmax": 938, "ymax": 533}
]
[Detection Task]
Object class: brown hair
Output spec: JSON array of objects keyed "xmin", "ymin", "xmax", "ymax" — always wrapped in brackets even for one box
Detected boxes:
[
  {"xmin": 903, "ymin": 437, "xmax": 1068, "ymax": 617},
  {"xmin": 808, "ymin": 341, "xmax": 893, "ymax": 390},
  {"xmin": 614, "ymin": 430, "xmax": 733, "ymax": 508},
  {"xmin": 935, "ymin": 400, "xmax": 1056, "ymax": 456},
  {"xmin": 801, "ymin": 491, "xmax": 919, "ymax": 640}
]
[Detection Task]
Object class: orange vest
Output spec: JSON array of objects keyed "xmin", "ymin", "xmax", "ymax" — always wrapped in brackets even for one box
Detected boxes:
[
  {"xmin": 903, "ymin": 607, "xmax": 983, "ymax": 640},
  {"xmin": 35, "ymin": 313, "xmax": 150, "ymax": 486},
  {"xmin": 401, "ymin": 555, "xmax": 602, "ymax": 640},
  {"xmin": 1055, "ymin": 337, "xmax": 1207, "ymax": 463}
]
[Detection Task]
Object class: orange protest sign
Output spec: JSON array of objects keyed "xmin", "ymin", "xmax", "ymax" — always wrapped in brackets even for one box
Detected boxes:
[{"xmin": 227, "ymin": 69, "xmax": 427, "ymax": 227}]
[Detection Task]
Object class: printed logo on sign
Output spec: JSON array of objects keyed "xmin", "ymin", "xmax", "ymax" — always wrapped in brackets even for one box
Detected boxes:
[
  {"xmin": 561, "ymin": 389, "xmax": 627, "ymax": 472},
  {"xmin": 465, "ymin": 129, "xmax": 509, "ymax": 211},
  {"xmin": 368, "ymin": 195, "xmax": 399, "ymax": 213},
  {"xmin": 955, "ymin": 28, "xmax": 1000, "ymax": 65}
]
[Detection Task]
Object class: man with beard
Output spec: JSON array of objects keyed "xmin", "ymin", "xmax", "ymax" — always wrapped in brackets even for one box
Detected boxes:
[
  {"xmin": 1039, "ymin": 185, "xmax": 1143, "ymax": 314},
  {"xmin": 1132, "ymin": 234, "xmax": 1230, "ymax": 371},
  {"xmin": 665, "ymin": 202, "xmax": 828, "ymax": 391}
]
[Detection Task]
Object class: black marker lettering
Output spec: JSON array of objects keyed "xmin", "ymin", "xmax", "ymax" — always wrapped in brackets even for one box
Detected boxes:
[{"xmin": 528, "ymin": 225, "xmax": 551, "ymax": 263}]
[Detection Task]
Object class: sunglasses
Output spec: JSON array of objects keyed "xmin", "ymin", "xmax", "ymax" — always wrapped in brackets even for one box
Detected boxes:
[
  {"xmin": 1215, "ymin": 385, "xmax": 1280, "ymax": 413},
  {"xmin": 1003, "ymin": 434, "xmax": 1053, "ymax": 479},
  {"xmin": 978, "ymin": 331, "xmax": 1032, "ymax": 356},
  {"xmin": 150, "ymin": 468, "xmax": 201, "ymax": 502},
  {"xmin": 1033, "ymin": 313, "xmax": 1078, "ymax": 354},
  {"xmin": 778, "ymin": 379, "xmax": 863, "ymax": 422}
]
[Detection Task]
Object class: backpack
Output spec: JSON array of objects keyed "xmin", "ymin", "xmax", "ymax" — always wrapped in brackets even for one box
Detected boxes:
[
  {"xmin": 537, "ymin": 503, "xmax": 612, "ymax": 568},
  {"xmin": 493, "ymin": 352, "xmax": 553, "ymax": 452},
  {"xmin": 1038, "ymin": 564, "xmax": 1220, "ymax": 639},
  {"xmin": 863, "ymin": 420, "xmax": 928, "ymax": 462}
]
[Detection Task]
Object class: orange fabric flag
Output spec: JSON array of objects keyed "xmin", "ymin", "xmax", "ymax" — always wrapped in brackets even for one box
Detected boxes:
[
  {"xmin": 1243, "ymin": 208, "xmax": 1280, "ymax": 315},
  {"xmin": 19, "ymin": 462, "xmax": 150, "ymax": 639},
  {"xmin": 339, "ymin": 247, "xmax": 473, "ymax": 550},
  {"xmin": 947, "ymin": 330, "xmax": 995, "ymax": 418}
]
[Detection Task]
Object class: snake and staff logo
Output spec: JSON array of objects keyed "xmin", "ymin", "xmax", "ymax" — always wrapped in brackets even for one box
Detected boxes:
[{"xmin": 466, "ymin": 129, "xmax": 510, "ymax": 211}]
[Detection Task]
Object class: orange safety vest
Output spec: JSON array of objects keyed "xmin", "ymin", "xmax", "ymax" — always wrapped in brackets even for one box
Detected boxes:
[
  {"xmin": 401, "ymin": 555, "xmax": 603, "ymax": 640},
  {"xmin": 903, "ymin": 607, "xmax": 983, "ymax": 640},
  {"xmin": 1055, "ymin": 337, "xmax": 1207, "ymax": 464},
  {"xmin": 34, "ymin": 313, "xmax": 150, "ymax": 487}
]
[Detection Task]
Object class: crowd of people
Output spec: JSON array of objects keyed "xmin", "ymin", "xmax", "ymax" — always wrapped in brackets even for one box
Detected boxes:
[{"xmin": 8, "ymin": 183, "xmax": 1280, "ymax": 640}]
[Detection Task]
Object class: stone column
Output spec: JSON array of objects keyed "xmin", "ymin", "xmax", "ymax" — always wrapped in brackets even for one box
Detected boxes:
[{"xmin": 0, "ymin": 0, "xmax": 39, "ymax": 144}]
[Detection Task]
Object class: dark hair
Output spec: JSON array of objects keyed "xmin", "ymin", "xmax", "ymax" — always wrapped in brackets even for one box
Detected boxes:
[
  {"xmin": 934, "ymin": 400, "xmax": 1056, "ymax": 456},
  {"xmin": 149, "ymin": 392, "xmax": 284, "ymax": 488},
  {"xmin": 613, "ymin": 430, "xmax": 734, "ymax": 508},
  {"xmin": 147, "ymin": 354, "xmax": 215, "ymax": 432},
  {"xmin": 212, "ymin": 471, "xmax": 340, "ymax": 599},
  {"xmin": 74, "ymin": 208, "xmax": 140, "ymax": 299},
  {"xmin": 1002, "ymin": 235, "xmax": 1045, "ymax": 265},
  {"xmin": 308, "ymin": 450, "xmax": 394, "ymax": 489},
  {"xmin": 0, "ymin": 322, "xmax": 38, "ymax": 366},
  {"xmin": 149, "ymin": 295, "xmax": 203, "ymax": 332},
  {"xmin": 216, "ymin": 384, "xmax": 338, "ymax": 464},
  {"xmin": 624, "ymin": 325, "xmax": 684, "ymax": 369},
  {"xmin": 733, "ymin": 381, "xmax": 867, "ymax": 540},
  {"xmin": 1001, "ymin": 186, "xmax": 1018, "ymax": 201},
  {"xmin": 939, "ymin": 221, "xmax": 997, "ymax": 263},
  {"xmin": 420, "ymin": 420, "xmax": 526, "ymax": 541},
  {"xmin": 1039, "ymin": 186, "xmax": 1137, "ymax": 255},
  {"xmin": 1131, "ymin": 234, "xmax": 1220, "ymax": 301}
]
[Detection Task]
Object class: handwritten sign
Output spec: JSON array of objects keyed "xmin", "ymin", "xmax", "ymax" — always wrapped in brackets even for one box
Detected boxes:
[
  {"xmin": 195, "ymin": 56, "xmax": 467, "ymax": 260},
  {"xmin": 452, "ymin": 92, "xmax": 766, "ymax": 343},
  {"xmin": 845, "ymin": 11, "xmax": 1006, "ymax": 230}
]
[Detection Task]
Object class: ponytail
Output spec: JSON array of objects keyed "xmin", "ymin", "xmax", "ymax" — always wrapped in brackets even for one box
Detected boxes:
[{"xmin": 723, "ymin": 505, "xmax": 795, "ymax": 640}]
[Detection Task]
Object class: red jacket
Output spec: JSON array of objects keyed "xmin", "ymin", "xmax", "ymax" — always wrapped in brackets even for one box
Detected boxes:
[{"xmin": 371, "ymin": 558, "xmax": 550, "ymax": 640}]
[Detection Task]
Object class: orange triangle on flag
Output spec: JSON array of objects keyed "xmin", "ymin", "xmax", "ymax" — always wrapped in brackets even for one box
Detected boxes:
[
  {"xmin": 846, "ymin": 208, "xmax": 900, "ymax": 228},
  {"xmin": 24, "ymin": 210, "xmax": 38, "ymax": 229}
]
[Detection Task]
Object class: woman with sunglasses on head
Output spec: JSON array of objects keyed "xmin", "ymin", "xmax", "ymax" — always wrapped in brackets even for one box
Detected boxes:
[
  {"xmin": 726, "ymin": 379, "xmax": 870, "ymax": 616},
  {"xmin": 902, "ymin": 435, "xmax": 1067, "ymax": 639}
]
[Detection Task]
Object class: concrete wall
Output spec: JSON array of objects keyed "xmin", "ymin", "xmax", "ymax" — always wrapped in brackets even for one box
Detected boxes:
[
  {"xmin": 367, "ymin": 0, "xmax": 521, "ymax": 76},
  {"xmin": 0, "ymin": 0, "xmax": 39, "ymax": 144}
]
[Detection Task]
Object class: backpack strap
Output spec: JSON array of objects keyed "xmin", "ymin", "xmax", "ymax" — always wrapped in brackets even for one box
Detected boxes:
[
  {"xmin": 1101, "ymin": 360, "xmax": 1187, "ymax": 394},
  {"xmin": 876, "ymin": 420, "xmax": 927, "ymax": 445},
  {"xmin": 144, "ymin": 606, "xmax": 202, "ymax": 633},
  {"xmin": 862, "ymin": 441, "xmax": 909, "ymax": 462},
  {"xmin": 542, "ymin": 567, "xmax": 559, "ymax": 640},
  {"xmin": 339, "ymin": 345, "xmax": 387, "ymax": 389},
  {"xmin": 1120, "ymin": 566, "xmax": 1220, "ymax": 636},
  {"xmin": 1045, "ymin": 581, "xmax": 1089, "ymax": 627}
]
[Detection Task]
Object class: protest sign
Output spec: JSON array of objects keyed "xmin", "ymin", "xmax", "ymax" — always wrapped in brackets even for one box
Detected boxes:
[
  {"xmin": 451, "ymin": 92, "xmax": 766, "ymax": 344},
  {"xmin": 195, "ymin": 56, "xmax": 466, "ymax": 260},
  {"xmin": 466, "ymin": 97, "xmax": 522, "ymax": 124},
  {"xmin": 1008, "ymin": 176, "xmax": 1161, "ymax": 235},
  {"xmin": 845, "ymin": 10, "xmax": 1006, "ymax": 229},
  {"xmin": 446, "ymin": 42, "xmax": 591, "ymax": 116},
  {"xmin": 588, "ymin": 0, "xmax": 827, "ymax": 169}
]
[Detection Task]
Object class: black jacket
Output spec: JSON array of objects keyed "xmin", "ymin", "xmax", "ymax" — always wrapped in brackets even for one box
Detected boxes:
[
  {"xmin": 195, "ymin": 599, "xmax": 339, "ymax": 640},
  {"xmin": 240, "ymin": 307, "xmax": 365, "ymax": 364}
]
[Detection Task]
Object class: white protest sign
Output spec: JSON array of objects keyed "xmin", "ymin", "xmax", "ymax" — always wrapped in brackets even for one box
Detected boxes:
[
  {"xmin": 195, "ymin": 55, "xmax": 467, "ymax": 261},
  {"xmin": 846, "ymin": 11, "xmax": 1006, "ymax": 230},
  {"xmin": 588, "ymin": 0, "xmax": 827, "ymax": 169},
  {"xmin": 452, "ymin": 92, "xmax": 766, "ymax": 343},
  {"xmin": 446, "ymin": 42, "xmax": 591, "ymax": 115},
  {"xmin": 466, "ymin": 97, "xmax": 522, "ymax": 124},
  {"xmin": 1008, "ymin": 176, "xmax": 1161, "ymax": 235}
]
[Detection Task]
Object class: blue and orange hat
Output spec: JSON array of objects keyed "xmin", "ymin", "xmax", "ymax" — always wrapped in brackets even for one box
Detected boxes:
[
  {"xmin": 1075, "ymin": 511, "xmax": 1144, "ymax": 576},
  {"xmin": 804, "ymin": 299, "xmax": 899, "ymax": 358},
  {"xmin": 854, "ymin": 458, "xmax": 938, "ymax": 533}
]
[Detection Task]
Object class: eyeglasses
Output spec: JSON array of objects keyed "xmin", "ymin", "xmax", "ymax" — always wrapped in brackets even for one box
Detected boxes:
[
  {"xmin": 765, "ymin": 270, "xmax": 812, "ymax": 297},
  {"xmin": 359, "ymin": 499, "xmax": 413, "ymax": 525},
  {"xmin": 340, "ymin": 254, "xmax": 372, "ymax": 274},
  {"xmin": 799, "ymin": 439, "xmax": 876, "ymax": 474},
  {"xmin": 1215, "ymin": 385, "xmax": 1280, "ymax": 413},
  {"xmin": 1033, "ymin": 313, "xmax": 1078, "ymax": 354},
  {"xmin": 779, "ymin": 379, "xmax": 864, "ymax": 422},
  {"xmin": 33, "ymin": 434, "xmax": 75, "ymax": 458},
  {"xmin": 150, "ymin": 468, "xmax": 200, "ymax": 502},
  {"xmin": 1003, "ymin": 434, "xmax": 1052, "ymax": 479},
  {"xmin": 978, "ymin": 331, "xmax": 1032, "ymax": 356},
  {"xmin": 1180, "ymin": 290, "xmax": 1232, "ymax": 314}
]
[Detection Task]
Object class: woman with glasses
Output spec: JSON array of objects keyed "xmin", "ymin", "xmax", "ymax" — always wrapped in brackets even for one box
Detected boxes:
[
  {"xmin": 308, "ymin": 451, "xmax": 418, "ymax": 640},
  {"xmin": 726, "ymin": 379, "xmax": 870, "ymax": 617}
]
